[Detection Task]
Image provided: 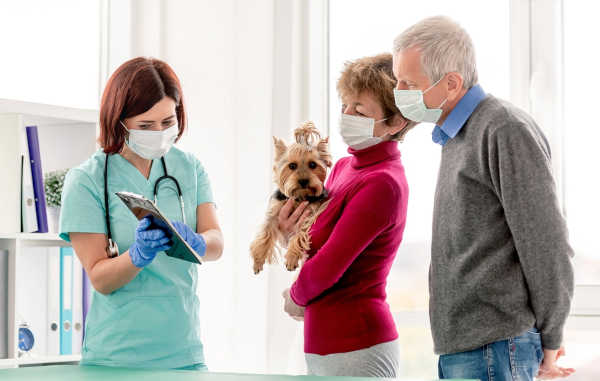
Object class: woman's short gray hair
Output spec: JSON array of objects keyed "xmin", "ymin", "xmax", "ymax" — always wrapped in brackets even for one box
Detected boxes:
[{"xmin": 393, "ymin": 16, "xmax": 478, "ymax": 89}]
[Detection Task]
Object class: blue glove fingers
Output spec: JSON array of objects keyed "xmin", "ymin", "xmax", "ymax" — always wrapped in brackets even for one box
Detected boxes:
[
  {"xmin": 171, "ymin": 221, "xmax": 188, "ymax": 241},
  {"xmin": 136, "ymin": 216, "xmax": 152, "ymax": 232},
  {"xmin": 153, "ymin": 244, "xmax": 172, "ymax": 253},
  {"xmin": 137, "ymin": 227, "xmax": 168, "ymax": 242},
  {"xmin": 147, "ymin": 236, "xmax": 172, "ymax": 249}
]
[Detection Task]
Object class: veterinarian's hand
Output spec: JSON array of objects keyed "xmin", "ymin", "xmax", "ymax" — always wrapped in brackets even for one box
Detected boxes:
[
  {"xmin": 537, "ymin": 346, "xmax": 575, "ymax": 379},
  {"xmin": 171, "ymin": 220, "xmax": 207, "ymax": 256},
  {"xmin": 278, "ymin": 199, "xmax": 311, "ymax": 238},
  {"xmin": 282, "ymin": 288, "xmax": 305, "ymax": 321},
  {"xmin": 129, "ymin": 217, "xmax": 172, "ymax": 268}
]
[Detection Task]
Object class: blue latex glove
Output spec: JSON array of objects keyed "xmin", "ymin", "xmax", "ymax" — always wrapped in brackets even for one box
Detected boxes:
[
  {"xmin": 129, "ymin": 217, "xmax": 172, "ymax": 268},
  {"xmin": 171, "ymin": 221, "xmax": 207, "ymax": 257}
]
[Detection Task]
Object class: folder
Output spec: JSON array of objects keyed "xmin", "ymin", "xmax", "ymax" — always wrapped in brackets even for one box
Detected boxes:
[
  {"xmin": 59, "ymin": 247, "xmax": 73, "ymax": 355},
  {"xmin": 20, "ymin": 128, "xmax": 38, "ymax": 233},
  {"xmin": 115, "ymin": 191, "xmax": 203, "ymax": 264},
  {"xmin": 72, "ymin": 255, "xmax": 83, "ymax": 354},
  {"xmin": 47, "ymin": 248, "xmax": 61, "ymax": 356},
  {"xmin": 25, "ymin": 126, "xmax": 48, "ymax": 233},
  {"xmin": 0, "ymin": 250, "xmax": 8, "ymax": 358}
]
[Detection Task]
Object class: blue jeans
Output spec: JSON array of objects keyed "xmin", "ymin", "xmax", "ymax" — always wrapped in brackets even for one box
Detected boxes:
[{"xmin": 438, "ymin": 329, "xmax": 544, "ymax": 381}]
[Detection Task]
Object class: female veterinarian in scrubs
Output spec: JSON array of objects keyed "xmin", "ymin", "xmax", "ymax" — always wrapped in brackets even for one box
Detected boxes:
[
  {"xmin": 280, "ymin": 53, "xmax": 414, "ymax": 377},
  {"xmin": 59, "ymin": 57, "xmax": 223, "ymax": 370}
]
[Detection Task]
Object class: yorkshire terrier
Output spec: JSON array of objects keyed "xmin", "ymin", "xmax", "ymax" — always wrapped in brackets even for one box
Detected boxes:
[{"xmin": 250, "ymin": 121, "xmax": 332, "ymax": 274}]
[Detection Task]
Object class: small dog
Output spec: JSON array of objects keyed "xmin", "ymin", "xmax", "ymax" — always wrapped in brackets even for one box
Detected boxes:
[{"xmin": 250, "ymin": 121, "xmax": 332, "ymax": 274}]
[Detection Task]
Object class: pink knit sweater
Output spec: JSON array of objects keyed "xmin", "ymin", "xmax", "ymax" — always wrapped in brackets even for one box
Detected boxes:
[{"xmin": 290, "ymin": 141, "xmax": 409, "ymax": 355}]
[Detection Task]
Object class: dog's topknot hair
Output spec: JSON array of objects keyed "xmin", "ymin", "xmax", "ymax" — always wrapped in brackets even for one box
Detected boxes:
[{"xmin": 294, "ymin": 121, "xmax": 321, "ymax": 147}]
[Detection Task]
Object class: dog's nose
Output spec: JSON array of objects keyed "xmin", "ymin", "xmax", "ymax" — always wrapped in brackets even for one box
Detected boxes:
[{"xmin": 298, "ymin": 179, "xmax": 309, "ymax": 188}]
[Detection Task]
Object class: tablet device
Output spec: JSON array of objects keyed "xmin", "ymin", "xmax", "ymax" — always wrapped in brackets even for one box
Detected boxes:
[{"xmin": 115, "ymin": 191, "xmax": 203, "ymax": 265}]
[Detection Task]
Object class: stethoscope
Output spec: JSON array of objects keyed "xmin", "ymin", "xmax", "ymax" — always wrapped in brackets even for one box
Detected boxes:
[{"xmin": 104, "ymin": 153, "xmax": 186, "ymax": 258}]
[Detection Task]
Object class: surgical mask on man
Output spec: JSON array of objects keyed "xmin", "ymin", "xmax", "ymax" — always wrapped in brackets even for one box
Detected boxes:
[
  {"xmin": 121, "ymin": 121, "xmax": 179, "ymax": 160},
  {"xmin": 394, "ymin": 76, "xmax": 447, "ymax": 124},
  {"xmin": 338, "ymin": 113, "xmax": 388, "ymax": 150}
]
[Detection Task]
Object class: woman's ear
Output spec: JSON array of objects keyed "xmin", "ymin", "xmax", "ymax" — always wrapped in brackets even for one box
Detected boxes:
[{"xmin": 385, "ymin": 113, "xmax": 409, "ymax": 136}]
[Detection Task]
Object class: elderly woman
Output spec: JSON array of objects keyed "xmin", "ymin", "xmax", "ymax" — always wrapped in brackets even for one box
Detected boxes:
[{"xmin": 280, "ymin": 53, "xmax": 414, "ymax": 377}]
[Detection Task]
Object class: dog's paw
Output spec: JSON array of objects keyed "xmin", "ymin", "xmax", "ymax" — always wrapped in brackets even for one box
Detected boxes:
[
  {"xmin": 253, "ymin": 261, "xmax": 264, "ymax": 275},
  {"xmin": 285, "ymin": 257, "xmax": 300, "ymax": 271}
]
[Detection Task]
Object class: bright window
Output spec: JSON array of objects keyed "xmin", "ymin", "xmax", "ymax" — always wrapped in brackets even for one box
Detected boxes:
[
  {"xmin": 0, "ymin": 0, "xmax": 100, "ymax": 109},
  {"xmin": 563, "ymin": 0, "xmax": 600, "ymax": 285},
  {"xmin": 329, "ymin": 1, "xmax": 510, "ymax": 378}
]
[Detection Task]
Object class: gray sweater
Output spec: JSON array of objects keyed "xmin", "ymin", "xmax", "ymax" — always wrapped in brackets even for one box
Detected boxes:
[{"xmin": 430, "ymin": 95, "xmax": 574, "ymax": 355}]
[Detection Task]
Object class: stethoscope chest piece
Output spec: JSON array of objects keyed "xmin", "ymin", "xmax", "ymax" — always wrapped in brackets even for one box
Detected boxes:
[{"xmin": 106, "ymin": 238, "xmax": 119, "ymax": 258}]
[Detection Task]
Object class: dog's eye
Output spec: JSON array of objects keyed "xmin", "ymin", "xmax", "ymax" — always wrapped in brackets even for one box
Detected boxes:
[
  {"xmin": 288, "ymin": 163, "xmax": 298, "ymax": 170},
  {"xmin": 308, "ymin": 161, "xmax": 317, "ymax": 169}
]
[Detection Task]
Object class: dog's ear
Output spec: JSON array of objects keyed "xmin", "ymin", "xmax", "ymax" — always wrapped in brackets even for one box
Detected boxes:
[
  {"xmin": 317, "ymin": 137, "xmax": 332, "ymax": 167},
  {"xmin": 273, "ymin": 136, "xmax": 287, "ymax": 161}
]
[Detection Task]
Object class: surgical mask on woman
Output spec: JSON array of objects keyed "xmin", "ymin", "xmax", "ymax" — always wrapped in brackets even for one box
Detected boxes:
[
  {"xmin": 339, "ymin": 113, "xmax": 388, "ymax": 150},
  {"xmin": 121, "ymin": 121, "xmax": 179, "ymax": 160},
  {"xmin": 394, "ymin": 76, "xmax": 447, "ymax": 124}
]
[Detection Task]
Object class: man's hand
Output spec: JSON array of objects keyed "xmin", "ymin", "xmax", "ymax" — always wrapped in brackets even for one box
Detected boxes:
[
  {"xmin": 537, "ymin": 346, "xmax": 575, "ymax": 379},
  {"xmin": 282, "ymin": 288, "xmax": 305, "ymax": 321}
]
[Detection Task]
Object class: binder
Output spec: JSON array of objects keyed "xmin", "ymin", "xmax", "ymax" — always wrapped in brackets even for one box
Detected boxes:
[
  {"xmin": 47, "ymin": 248, "xmax": 61, "ymax": 356},
  {"xmin": 20, "ymin": 125, "xmax": 38, "ymax": 233},
  {"xmin": 0, "ymin": 250, "xmax": 8, "ymax": 358},
  {"xmin": 25, "ymin": 126, "xmax": 48, "ymax": 233},
  {"xmin": 72, "ymin": 255, "xmax": 83, "ymax": 354},
  {"xmin": 59, "ymin": 247, "xmax": 73, "ymax": 355}
]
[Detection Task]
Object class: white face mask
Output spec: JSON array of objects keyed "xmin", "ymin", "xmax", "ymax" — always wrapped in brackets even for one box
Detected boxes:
[
  {"xmin": 394, "ymin": 76, "xmax": 448, "ymax": 124},
  {"xmin": 338, "ymin": 113, "xmax": 387, "ymax": 150},
  {"xmin": 121, "ymin": 121, "xmax": 179, "ymax": 160}
]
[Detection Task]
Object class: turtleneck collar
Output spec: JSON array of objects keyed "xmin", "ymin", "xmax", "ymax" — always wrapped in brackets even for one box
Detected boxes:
[{"xmin": 348, "ymin": 140, "xmax": 401, "ymax": 169}]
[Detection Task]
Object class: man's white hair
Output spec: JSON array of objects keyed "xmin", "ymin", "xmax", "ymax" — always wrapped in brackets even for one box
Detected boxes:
[{"xmin": 393, "ymin": 16, "xmax": 478, "ymax": 89}]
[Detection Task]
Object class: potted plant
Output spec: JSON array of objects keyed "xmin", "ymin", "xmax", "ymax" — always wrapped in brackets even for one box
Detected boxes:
[{"xmin": 44, "ymin": 169, "xmax": 68, "ymax": 233}]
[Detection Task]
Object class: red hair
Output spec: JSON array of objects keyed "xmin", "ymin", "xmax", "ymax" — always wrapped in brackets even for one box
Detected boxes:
[{"xmin": 99, "ymin": 57, "xmax": 186, "ymax": 153}]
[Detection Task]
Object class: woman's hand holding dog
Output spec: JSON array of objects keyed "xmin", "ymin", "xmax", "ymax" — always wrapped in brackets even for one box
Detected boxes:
[
  {"xmin": 282, "ymin": 288, "xmax": 305, "ymax": 321},
  {"xmin": 278, "ymin": 199, "xmax": 311, "ymax": 243}
]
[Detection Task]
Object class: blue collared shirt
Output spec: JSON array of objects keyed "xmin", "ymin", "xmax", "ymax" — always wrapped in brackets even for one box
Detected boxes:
[{"xmin": 432, "ymin": 84, "xmax": 487, "ymax": 145}]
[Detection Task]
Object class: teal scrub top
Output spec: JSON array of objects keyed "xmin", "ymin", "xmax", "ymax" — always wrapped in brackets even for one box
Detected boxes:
[{"xmin": 59, "ymin": 147, "xmax": 214, "ymax": 369}]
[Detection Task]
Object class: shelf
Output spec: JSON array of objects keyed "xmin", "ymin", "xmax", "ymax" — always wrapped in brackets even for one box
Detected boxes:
[
  {"xmin": 0, "ymin": 233, "xmax": 61, "ymax": 240},
  {"xmin": 0, "ymin": 98, "xmax": 97, "ymax": 124},
  {"xmin": 0, "ymin": 233, "xmax": 69, "ymax": 247},
  {"xmin": 0, "ymin": 358, "xmax": 17, "ymax": 369},
  {"xmin": 16, "ymin": 354, "xmax": 81, "ymax": 366}
]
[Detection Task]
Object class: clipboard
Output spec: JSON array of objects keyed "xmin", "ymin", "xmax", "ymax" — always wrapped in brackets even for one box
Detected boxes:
[{"xmin": 115, "ymin": 191, "xmax": 203, "ymax": 265}]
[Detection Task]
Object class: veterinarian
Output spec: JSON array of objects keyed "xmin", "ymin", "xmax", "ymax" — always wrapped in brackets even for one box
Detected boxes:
[
  {"xmin": 281, "ymin": 53, "xmax": 414, "ymax": 377},
  {"xmin": 59, "ymin": 57, "xmax": 223, "ymax": 369},
  {"xmin": 392, "ymin": 16, "xmax": 574, "ymax": 381}
]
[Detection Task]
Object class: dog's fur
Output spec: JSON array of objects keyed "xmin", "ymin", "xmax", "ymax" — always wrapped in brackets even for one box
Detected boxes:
[{"xmin": 250, "ymin": 122, "xmax": 332, "ymax": 274}]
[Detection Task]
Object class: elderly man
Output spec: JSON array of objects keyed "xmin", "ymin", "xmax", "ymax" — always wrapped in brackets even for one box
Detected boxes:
[{"xmin": 392, "ymin": 16, "xmax": 575, "ymax": 381}]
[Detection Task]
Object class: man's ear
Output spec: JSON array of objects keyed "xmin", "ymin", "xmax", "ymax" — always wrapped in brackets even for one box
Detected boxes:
[
  {"xmin": 445, "ymin": 72, "xmax": 465, "ymax": 102},
  {"xmin": 273, "ymin": 136, "xmax": 287, "ymax": 161},
  {"xmin": 317, "ymin": 137, "xmax": 333, "ymax": 167},
  {"xmin": 386, "ymin": 113, "xmax": 410, "ymax": 136}
]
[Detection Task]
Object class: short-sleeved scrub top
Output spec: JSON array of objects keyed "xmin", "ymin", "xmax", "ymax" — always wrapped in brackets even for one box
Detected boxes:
[{"xmin": 59, "ymin": 147, "xmax": 214, "ymax": 369}]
